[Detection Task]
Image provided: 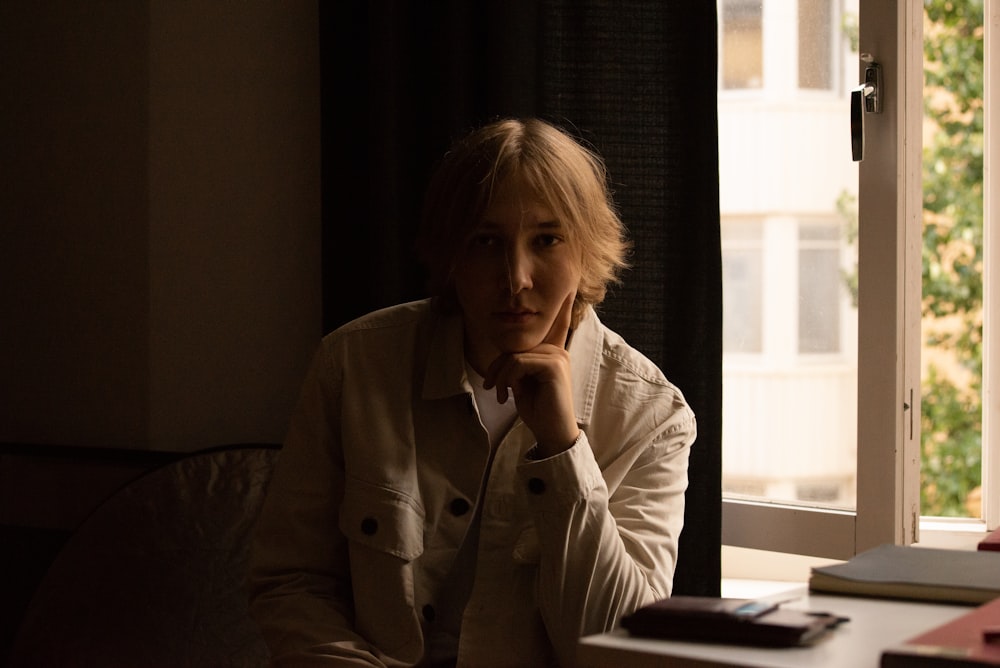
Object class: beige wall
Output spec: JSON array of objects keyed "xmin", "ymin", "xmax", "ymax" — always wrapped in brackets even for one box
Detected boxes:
[{"xmin": 0, "ymin": 2, "xmax": 321, "ymax": 451}]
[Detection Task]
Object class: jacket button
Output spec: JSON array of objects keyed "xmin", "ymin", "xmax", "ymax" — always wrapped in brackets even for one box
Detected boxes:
[
  {"xmin": 528, "ymin": 477, "xmax": 546, "ymax": 494},
  {"xmin": 449, "ymin": 497, "xmax": 470, "ymax": 516},
  {"xmin": 422, "ymin": 604, "xmax": 436, "ymax": 622},
  {"xmin": 360, "ymin": 517, "xmax": 378, "ymax": 535}
]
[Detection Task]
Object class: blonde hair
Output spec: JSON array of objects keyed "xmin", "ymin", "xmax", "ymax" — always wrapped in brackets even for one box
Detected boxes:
[{"xmin": 417, "ymin": 118, "xmax": 631, "ymax": 322}]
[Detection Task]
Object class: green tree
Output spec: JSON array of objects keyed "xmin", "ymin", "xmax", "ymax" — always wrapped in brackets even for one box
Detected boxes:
[{"xmin": 920, "ymin": 0, "xmax": 984, "ymax": 516}]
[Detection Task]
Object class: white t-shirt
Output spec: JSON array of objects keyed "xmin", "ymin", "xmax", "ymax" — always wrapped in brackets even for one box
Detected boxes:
[
  {"xmin": 424, "ymin": 363, "xmax": 519, "ymax": 665},
  {"xmin": 466, "ymin": 363, "xmax": 519, "ymax": 449}
]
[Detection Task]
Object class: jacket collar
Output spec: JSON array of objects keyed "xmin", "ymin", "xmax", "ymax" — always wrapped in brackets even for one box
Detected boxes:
[{"xmin": 421, "ymin": 303, "xmax": 603, "ymax": 427}]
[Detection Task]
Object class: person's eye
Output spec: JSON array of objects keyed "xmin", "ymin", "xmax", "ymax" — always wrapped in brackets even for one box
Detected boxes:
[
  {"xmin": 471, "ymin": 233, "xmax": 499, "ymax": 248},
  {"xmin": 535, "ymin": 234, "xmax": 563, "ymax": 248}
]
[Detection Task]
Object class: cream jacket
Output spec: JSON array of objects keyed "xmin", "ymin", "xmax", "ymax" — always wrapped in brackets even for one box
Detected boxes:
[{"xmin": 248, "ymin": 299, "xmax": 695, "ymax": 667}]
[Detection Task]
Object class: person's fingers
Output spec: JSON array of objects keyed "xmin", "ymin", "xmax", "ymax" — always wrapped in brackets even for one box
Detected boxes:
[
  {"xmin": 543, "ymin": 291, "xmax": 575, "ymax": 349},
  {"xmin": 484, "ymin": 292, "xmax": 574, "ymax": 403},
  {"xmin": 484, "ymin": 353, "xmax": 511, "ymax": 402}
]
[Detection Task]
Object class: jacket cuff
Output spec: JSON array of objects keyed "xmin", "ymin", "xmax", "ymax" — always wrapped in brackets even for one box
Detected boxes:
[{"xmin": 517, "ymin": 431, "xmax": 604, "ymax": 507}]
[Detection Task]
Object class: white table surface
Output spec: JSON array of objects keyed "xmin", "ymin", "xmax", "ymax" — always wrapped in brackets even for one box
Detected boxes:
[{"xmin": 577, "ymin": 588, "xmax": 972, "ymax": 668}]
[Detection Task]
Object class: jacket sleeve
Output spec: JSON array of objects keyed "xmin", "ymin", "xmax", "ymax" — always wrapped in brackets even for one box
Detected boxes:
[
  {"xmin": 246, "ymin": 346, "xmax": 386, "ymax": 667},
  {"xmin": 516, "ymin": 387, "xmax": 695, "ymax": 666}
]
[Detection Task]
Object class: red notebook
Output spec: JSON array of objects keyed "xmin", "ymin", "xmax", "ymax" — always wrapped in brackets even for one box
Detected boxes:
[
  {"xmin": 880, "ymin": 597, "xmax": 1000, "ymax": 666},
  {"xmin": 979, "ymin": 527, "xmax": 1000, "ymax": 552}
]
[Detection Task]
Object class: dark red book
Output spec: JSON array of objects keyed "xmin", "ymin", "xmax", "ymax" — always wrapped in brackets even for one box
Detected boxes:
[
  {"xmin": 880, "ymin": 597, "xmax": 1000, "ymax": 666},
  {"xmin": 979, "ymin": 527, "xmax": 1000, "ymax": 552}
]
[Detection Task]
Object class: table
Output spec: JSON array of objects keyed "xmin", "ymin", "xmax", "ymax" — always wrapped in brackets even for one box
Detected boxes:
[{"xmin": 577, "ymin": 588, "xmax": 972, "ymax": 667}]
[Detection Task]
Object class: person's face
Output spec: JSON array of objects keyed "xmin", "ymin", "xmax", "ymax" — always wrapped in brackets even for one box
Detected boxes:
[{"xmin": 453, "ymin": 177, "xmax": 582, "ymax": 374}]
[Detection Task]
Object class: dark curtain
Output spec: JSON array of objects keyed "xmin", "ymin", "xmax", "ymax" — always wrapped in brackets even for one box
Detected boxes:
[{"xmin": 320, "ymin": 1, "xmax": 721, "ymax": 597}]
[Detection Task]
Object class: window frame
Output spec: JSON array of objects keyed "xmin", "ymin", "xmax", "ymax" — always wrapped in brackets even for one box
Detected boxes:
[
  {"xmin": 721, "ymin": 0, "xmax": 925, "ymax": 560},
  {"xmin": 983, "ymin": 0, "xmax": 1000, "ymax": 533}
]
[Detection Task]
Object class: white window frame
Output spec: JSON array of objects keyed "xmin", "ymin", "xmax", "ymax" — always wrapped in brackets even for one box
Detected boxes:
[
  {"xmin": 982, "ymin": 0, "xmax": 1000, "ymax": 534},
  {"xmin": 722, "ymin": 0, "xmax": 925, "ymax": 560}
]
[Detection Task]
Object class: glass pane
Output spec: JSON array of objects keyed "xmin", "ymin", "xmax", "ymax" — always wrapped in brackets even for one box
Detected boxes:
[
  {"xmin": 719, "ymin": 0, "xmax": 859, "ymax": 509},
  {"xmin": 920, "ymin": 0, "xmax": 985, "ymax": 519},
  {"xmin": 799, "ymin": 246, "xmax": 841, "ymax": 354},
  {"xmin": 722, "ymin": 0, "xmax": 763, "ymax": 89},
  {"xmin": 799, "ymin": 0, "xmax": 834, "ymax": 89},
  {"xmin": 722, "ymin": 221, "xmax": 764, "ymax": 353}
]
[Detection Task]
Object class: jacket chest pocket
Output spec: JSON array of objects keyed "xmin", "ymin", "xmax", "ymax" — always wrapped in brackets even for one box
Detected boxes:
[
  {"xmin": 339, "ymin": 476, "xmax": 425, "ymax": 561},
  {"xmin": 338, "ymin": 476, "xmax": 426, "ymax": 662}
]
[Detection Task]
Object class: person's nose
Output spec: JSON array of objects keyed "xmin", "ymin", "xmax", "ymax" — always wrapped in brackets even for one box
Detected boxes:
[{"xmin": 504, "ymin": 243, "xmax": 533, "ymax": 296}]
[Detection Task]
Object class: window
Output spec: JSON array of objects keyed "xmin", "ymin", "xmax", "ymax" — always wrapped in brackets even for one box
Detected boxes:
[
  {"xmin": 920, "ymin": 0, "xmax": 991, "ymax": 527},
  {"xmin": 720, "ymin": 0, "xmax": 999, "ymax": 563},
  {"xmin": 721, "ymin": 221, "xmax": 763, "ymax": 353},
  {"xmin": 719, "ymin": 0, "xmax": 863, "ymax": 551},
  {"xmin": 721, "ymin": 0, "xmax": 763, "ymax": 89},
  {"xmin": 798, "ymin": 222, "xmax": 843, "ymax": 354},
  {"xmin": 722, "ymin": 219, "xmax": 847, "ymax": 357},
  {"xmin": 721, "ymin": 214, "xmax": 857, "ymax": 510},
  {"xmin": 798, "ymin": 0, "xmax": 835, "ymax": 90}
]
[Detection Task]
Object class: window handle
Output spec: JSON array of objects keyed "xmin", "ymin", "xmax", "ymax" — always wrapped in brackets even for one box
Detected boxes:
[{"xmin": 851, "ymin": 57, "xmax": 882, "ymax": 162}]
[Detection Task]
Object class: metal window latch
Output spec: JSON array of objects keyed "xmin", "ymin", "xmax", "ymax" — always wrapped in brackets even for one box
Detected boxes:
[{"xmin": 851, "ymin": 56, "xmax": 882, "ymax": 162}]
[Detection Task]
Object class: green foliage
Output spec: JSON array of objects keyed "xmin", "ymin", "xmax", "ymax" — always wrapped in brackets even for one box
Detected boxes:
[
  {"xmin": 837, "ymin": 191, "xmax": 859, "ymax": 308},
  {"xmin": 920, "ymin": 0, "xmax": 984, "ymax": 517},
  {"xmin": 921, "ymin": 366, "xmax": 982, "ymax": 516}
]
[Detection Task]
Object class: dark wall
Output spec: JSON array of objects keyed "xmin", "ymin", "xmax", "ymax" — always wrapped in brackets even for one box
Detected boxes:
[
  {"xmin": 0, "ymin": 1, "xmax": 322, "ymax": 453},
  {"xmin": 0, "ymin": 3, "xmax": 322, "ymax": 660}
]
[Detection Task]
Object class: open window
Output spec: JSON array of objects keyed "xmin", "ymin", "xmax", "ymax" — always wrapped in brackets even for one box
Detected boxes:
[{"xmin": 717, "ymin": 0, "xmax": 1000, "ymax": 562}]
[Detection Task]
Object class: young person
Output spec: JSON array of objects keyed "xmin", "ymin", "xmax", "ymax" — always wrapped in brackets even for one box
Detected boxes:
[{"xmin": 248, "ymin": 118, "xmax": 696, "ymax": 667}]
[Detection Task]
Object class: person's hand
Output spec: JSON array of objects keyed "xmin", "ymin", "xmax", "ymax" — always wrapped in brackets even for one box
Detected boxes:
[{"xmin": 484, "ymin": 292, "xmax": 581, "ymax": 458}]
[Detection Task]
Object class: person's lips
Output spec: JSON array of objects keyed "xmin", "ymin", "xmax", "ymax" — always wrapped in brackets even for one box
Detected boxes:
[{"xmin": 494, "ymin": 308, "xmax": 538, "ymax": 324}]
